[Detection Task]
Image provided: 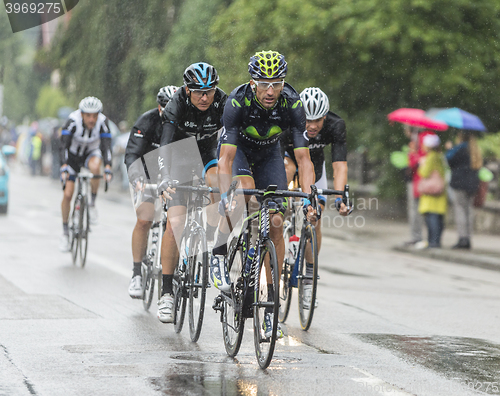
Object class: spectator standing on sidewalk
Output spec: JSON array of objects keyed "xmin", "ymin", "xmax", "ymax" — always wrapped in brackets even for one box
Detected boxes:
[
  {"xmin": 406, "ymin": 128, "xmax": 433, "ymax": 247},
  {"xmin": 445, "ymin": 132, "xmax": 482, "ymax": 249},
  {"xmin": 418, "ymin": 133, "xmax": 447, "ymax": 249}
]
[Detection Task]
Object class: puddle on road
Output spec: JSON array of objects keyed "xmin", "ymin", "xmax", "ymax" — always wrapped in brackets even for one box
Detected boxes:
[
  {"xmin": 357, "ymin": 334, "xmax": 500, "ymax": 394},
  {"xmin": 150, "ymin": 362, "xmax": 264, "ymax": 396}
]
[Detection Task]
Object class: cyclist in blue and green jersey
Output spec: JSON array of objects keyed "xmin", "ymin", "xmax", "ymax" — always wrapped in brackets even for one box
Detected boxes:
[{"xmin": 212, "ymin": 50, "xmax": 316, "ymax": 338}]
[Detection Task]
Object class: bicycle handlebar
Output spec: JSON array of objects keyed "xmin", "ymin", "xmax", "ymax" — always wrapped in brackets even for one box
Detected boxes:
[{"xmin": 61, "ymin": 171, "xmax": 106, "ymax": 191}]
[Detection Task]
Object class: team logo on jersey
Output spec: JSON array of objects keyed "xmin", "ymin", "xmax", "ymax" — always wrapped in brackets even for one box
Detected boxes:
[
  {"xmin": 245, "ymin": 125, "xmax": 282, "ymax": 140},
  {"xmin": 303, "ymin": 131, "xmax": 309, "ymax": 141},
  {"xmin": 231, "ymin": 99, "xmax": 241, "ymax": 108},
  {"xmin": 292, "ymin": 100, "xmax": 303, "ymax": 109}
]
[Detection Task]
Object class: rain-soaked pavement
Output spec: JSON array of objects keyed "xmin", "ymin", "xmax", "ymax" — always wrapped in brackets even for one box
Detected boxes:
[
  {"xmin": 357, "ymin": 334, "xmax": 500, "ymax": 395},
  {"xmin": 2, "ymin": 168, "xmax": 500, "ymax": 395}
]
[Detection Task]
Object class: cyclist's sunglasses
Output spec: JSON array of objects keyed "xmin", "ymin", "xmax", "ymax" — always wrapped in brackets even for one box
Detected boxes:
[
  {"xmin": 189, "ymin": 88, "xmax": 216, "ymax": 98},
  {"xmin": 252, "ymin": 80, "xmax": 284, "ymax": 91}
]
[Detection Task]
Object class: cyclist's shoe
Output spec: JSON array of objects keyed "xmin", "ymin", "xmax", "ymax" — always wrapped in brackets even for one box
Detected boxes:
[
  {"xmin": 59, "ymin": 234, "xmax": 70, "ymax": 252},
  {"xmin": 157, "ymin": 293, "xmax": 174, "ymax": 323},
  {"xmin": 128, "ymin": 275, "xmax": 143, "ymax": 299},
  {"xmin": 302, "ymin": 284, "xmax": 318, "ymax": 309},
  {"xmin": 262, "ymin": 312, "xmax": 284, "ymax": 339},
  {"xmin": 89, "ymin": 206, "xmax": 98, "ymax": 224},
  {"xmin": 210, "ymin": 254, "xmax": 231, "ymax": 292}
]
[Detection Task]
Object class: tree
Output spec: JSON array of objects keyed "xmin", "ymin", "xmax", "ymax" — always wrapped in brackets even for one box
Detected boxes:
[
  {"xmin": 209, "ymin": 0, "xmax": 500, "ymax": 196},
  {"xmin": 50, "ymin": 0, "xmax": 180, "ymax": 123}
]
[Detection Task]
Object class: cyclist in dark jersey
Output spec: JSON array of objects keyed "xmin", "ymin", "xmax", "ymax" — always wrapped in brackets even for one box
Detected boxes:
[
  {"xmin": 212, "ymin": 50, "xmax": 316, "ymax": 338},
  {"xmin": 125, "ymin": 86, "xmax": 178, "ymax": 299},
  {"xmin": 282, "ymin": 87, "xmax": 350, "ymax": 308},
  {"xmin": 156, "ymin": 63, "xmax": 227, "ymax": 324}
]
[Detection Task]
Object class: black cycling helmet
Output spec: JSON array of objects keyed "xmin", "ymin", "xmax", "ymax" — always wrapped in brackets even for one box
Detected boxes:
[
  {"xmin": 183, "ymin": 62, "xmax": 219, "ymax": 89},
  {"xmin": 156, "ymin": 86, "xmax": 178, "ymax": 107},
  {"xmin": 248, "ymin": 50, "xmax": 287, "ymax": 80}
]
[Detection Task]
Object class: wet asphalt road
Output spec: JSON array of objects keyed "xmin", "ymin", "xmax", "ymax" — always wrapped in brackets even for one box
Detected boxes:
[{"xmin": 1, "ymin": 166, "xmax": 500, "ymax": 396}]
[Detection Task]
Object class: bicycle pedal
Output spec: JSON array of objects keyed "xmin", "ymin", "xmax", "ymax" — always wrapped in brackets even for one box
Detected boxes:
[{"xmin": 212, "ymin": 295, "xmax": 223, "ymax": 312}]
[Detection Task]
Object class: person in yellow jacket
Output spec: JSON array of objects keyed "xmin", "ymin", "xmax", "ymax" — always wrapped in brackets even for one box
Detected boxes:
[
  {"xmin": 418, "ymin": 133, "xmax": 447, "ymax": 248},
  {"xmin": 30, "ymin": 132, "xmax": 43, "ymax": 176}
]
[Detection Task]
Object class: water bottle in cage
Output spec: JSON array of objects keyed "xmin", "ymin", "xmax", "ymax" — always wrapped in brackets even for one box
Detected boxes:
[
  {"xmin": 74, "ymin": 202, "xmax": 80, "ymax": 227},
  {"xmin": 289, "ymin": 234, "xmax": 299, "ymax": 260}
]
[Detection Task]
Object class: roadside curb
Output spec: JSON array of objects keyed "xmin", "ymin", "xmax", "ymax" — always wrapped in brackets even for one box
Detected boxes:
[{"xmin": 392, "ymin": 245, "xmax": 500, "ymax": 272}]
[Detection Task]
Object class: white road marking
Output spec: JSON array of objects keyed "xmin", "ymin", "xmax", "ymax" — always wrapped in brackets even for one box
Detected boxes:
[
  {"xmin": 87, "ymin": 252, "xmax": 130, "ymax": 277},
  {"xmin": 351, "ymin": 367, "xmax": 415, "ymax": 396}
]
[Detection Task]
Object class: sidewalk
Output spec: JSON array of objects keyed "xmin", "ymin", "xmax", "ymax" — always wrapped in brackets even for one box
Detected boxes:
[{"xmin": 319, "ymin": 210, "xmax": 500, "ymax": 272}]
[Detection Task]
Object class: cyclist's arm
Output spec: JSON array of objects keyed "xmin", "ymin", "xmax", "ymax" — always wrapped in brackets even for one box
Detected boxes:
[
  {"xmin": 99, "ymin": 118, "xmax": 112, "ymax": 168},
  {"xmin": 330, "ymin": 117, "xmax": 350, "ymax": 215},
  {"xmin": 218, "ymin": 93, "xmax": 243, "ymax": 195},
  {"xmin": 125, "ymin": 126, "xmax": 148, "ymax": 184},
  {"xmin": 157, "ymin": 101, "xmax": 181, "ymax": 189},
  {"xmin": 218, "ymin": 143, "xmax": 237, "ymax": 195},
  {"xmin": 289, "ymin": 96, "xmax": 313, "ymax": 194},
  {"xmin": 60, "ymin": 118, "xmax": 75, "ymax": 166},
  {"xmin": 294, "ymin": 148, "xmax": 314, "ymax": 194}
]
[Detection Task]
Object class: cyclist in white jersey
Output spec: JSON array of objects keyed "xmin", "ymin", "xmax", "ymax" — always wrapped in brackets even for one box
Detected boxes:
[{"xmin": 59, "ymin": 97, "xmax": 113, "ymax": 252}]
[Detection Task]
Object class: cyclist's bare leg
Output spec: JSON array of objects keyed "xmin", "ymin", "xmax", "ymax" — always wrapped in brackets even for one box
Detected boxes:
[
  {"xmin": 132, "ymin": 202, "xmax": 155, "ymax": 262},
  {"xmin": 160, "ymin": 205, "xmax": 187, "ymax": 276},
  {"xmin": 268, "ymin": 214, "xmax": 284, "ymax": 281},
  {"xmin": 204, "ymin": 166, "xmax": 220, "ymax": 229},
  {"xmin": 87, "ymin": 156, "xmax": 102, "ymax": 196},
  {"xmin": 61, "ymin": 180, "xmax": 75, "ymax": 224},
  {"xmin": 216, "ymin": 175, "xmax": 252, "ymax": 236},
  {"xmin": 305, "ymin": 202, "xmax": 324, "ymax": 262},
  {"xmin": 284, "ymin": 157, "xmax": 297, "ymax": 186}
]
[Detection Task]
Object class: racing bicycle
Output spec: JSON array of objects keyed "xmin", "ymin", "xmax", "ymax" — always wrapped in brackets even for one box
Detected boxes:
[
  {"xmin": 63, "ymin": 168, "xmax": 107, "ymax": 268},
  {"xmin": 279, "ymin": 185, "xmax": 350, "ymax": 330},
  {"xmin": 171, "ymin": 181, "xmax": 219, "ymax": 342},
  {"xmin": 213, "ymin": 183, "xmax": 321, "ymax": 369}
]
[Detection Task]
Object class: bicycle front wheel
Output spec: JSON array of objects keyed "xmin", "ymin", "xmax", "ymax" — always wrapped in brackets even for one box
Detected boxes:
[
  {"xmin": 173, "ymin": 232, "xmax": 188, "ymax": 333},
  {"xmin": 222, "ymin": 236, "xmax": 245, "ymax": 357},
  {"xmin": 70, "ymin": 197, "xmax": 81, "ymax": 265},
  {"xmin": 188, "ymin": 228, "xmax": 208, "ymax": 342},
  {"xmin": 297, "ymin": 224, "xmax": 318, "ymax": 331},
  {"xmin": 279, "ymin": 222, "xmax": 294, "ymax": 323},
  {"xmin": 142, "ymin": 223, "xmax": 159, "ymax": 311},
  {"xmin": 78, "ymin": 196, "xmax": 89, "ymax": 268},
  {"xmin": 253, "ymin": 239, "xmax": 279, "ymax": 369}
]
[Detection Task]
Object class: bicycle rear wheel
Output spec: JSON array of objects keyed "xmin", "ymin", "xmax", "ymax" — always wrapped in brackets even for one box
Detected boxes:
[
  {"xmin": 297, "ymin": 224, "xmax": 318, "ymax": 331},
  {"xmin": 188, "ymin": 228, "xmax": 208, "ymax": 342},
  {"xmin": 222, "ymin": 236, "xmax": 245, "ymax": 357},
  {"xmin": 279, "ymin": 222, "xmax": 294, "ymax": 323},
  {"xmin": 253, "ymin": 239, "xmax": 279, "ymax": 369},
  {"xmin": 173, "ymin": 232, "xmax": 188, "ymax": 333},
  {"xmin": 78, "ymin": 196, "xmax": 89, "ymax": 268}
]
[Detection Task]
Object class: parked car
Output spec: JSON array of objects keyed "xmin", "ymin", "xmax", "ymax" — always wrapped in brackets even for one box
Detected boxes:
[{"xmin": 0, "ymin": 145, "xmax": 16, "ymax": 214}]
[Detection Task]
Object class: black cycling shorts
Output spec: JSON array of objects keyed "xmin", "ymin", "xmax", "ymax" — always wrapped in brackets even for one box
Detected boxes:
[{"xmin": 219, "ymin": 141, "xmax": 288, "ymax": 215}]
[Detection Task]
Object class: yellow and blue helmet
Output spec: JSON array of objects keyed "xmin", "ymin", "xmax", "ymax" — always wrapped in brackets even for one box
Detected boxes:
[{"xmin": 248, "ymin": 50, "xmax": 287, "ymax": 80}]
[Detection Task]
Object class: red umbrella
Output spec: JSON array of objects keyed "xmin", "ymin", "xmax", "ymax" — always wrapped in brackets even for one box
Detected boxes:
[{"xmin": 387, "ymin": 108, "xmax": 448, "ymax": 131}]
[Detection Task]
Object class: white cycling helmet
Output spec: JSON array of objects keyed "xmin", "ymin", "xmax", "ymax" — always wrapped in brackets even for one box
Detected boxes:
[
  {"xmin": 300, "ymin": 87, "xmax": 330, "ymax": 120},
  {"xmin": 79, "ymin": 96, "xmax": 103, "ymax": 113},
  {"xmin": 157, "ymin": 86, "xmax": 178, "ymax": 107}
]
